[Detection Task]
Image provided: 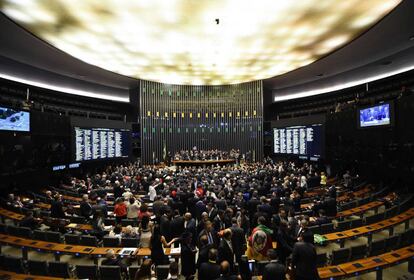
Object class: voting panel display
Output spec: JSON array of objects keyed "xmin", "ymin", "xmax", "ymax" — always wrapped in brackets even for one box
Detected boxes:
[{"xmin": 74, "ymin": 127, "xmax": 130, "ymax": 161}]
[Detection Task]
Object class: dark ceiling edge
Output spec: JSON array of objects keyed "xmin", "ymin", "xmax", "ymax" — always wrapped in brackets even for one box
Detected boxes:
[{"xmin": 0, "ymin": 55, "xmax": 131, "ymax": 102}]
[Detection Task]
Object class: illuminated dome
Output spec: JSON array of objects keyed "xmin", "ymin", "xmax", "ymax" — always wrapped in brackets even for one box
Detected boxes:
[{"xmin": 0, "ymin": 0, "xmax": 400, "ymax": 85}]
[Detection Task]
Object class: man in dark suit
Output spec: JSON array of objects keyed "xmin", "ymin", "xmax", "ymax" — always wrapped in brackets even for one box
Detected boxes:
[
  {"xmin": 170, "ymin": 210, "xmax": 185, "ymax": 239},
  {"xmin": 207, "ymin": 202, "xmax": 218, "ymax": 220},
  {"xmin": 218, "ymin": 229, "xmax": 235, "ymax": 271},
  {"xmin": 50, "ymin": 195, "xmax": 66, "ymax": 219},
  {"xmin": 292, "ymin": 230, "xmax": 320, "ymax": 280},
  {"xmin": 198, "ymin": 221, "xmax": 219, "ymax": 248},
  {"xmin": 198, "ymin": 248, "xmax": 221, "ymax": 280},
  {"xmin": 80, "ymin": 194, "xmax": 93, "ymax": 219},
  {"xmin": 19, "ymin": 211, "xmax": 40, "ymax": 230},
  {"xmin": 197, "ymin": 235, "xmax": 213, "ymax": 268},
  {"xmin": 184, "ymin": 212, "xmax": 197, "ymax": 244},
  {"xmin": 215, "ymin": 260, "xmax": 238, "ymax": 280},
  {"xmin": 160, "ymin": 212, "xmax": 171, "ymax": 242},
  {"xmin": 276, "ymin": 221, "xmax": 294, "ymax": 264},
  {"xmin": 214, "ymin": 210, "xmax": 227, "ymax": 232},
  {"xmin": 262, "ymin": 249, "xmax": 286, "ymax": 280},
  {"xmin": 230, "ymin": 217, "xmax": 246, "ymax": 264}
]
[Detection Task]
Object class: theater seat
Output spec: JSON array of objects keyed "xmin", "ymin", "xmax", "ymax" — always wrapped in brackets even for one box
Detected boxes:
[
  {"xmin": 27, "ymin": 260, "xmax": 48, "ymax": 276},
  {"xmin": 103, "ymin": 236, "xmax": 120, "ymax": 247},
  {"xmin": 350, "ymin": 218, "xmax": 363, "ymax": 228},
  {"xmin": 0, "ymin": 223, "xmax": 7, "ymax": 234},
  {"xmin": 369, "ymin": 239, "xmax": 386, "ymax": 256},
  {"xmin": 4, "ymin": 255, "xmax": 25, "ymax": 273},
  {"xmin": 80, "ymin": 235, "xmax": 99, "ymax": 247},
  {"xmin": 350, "ymin": 244, "xmax": 367, "ymax": 260},
  {"xmin": 156, "ymin": 265, "xmax": 170, "ymax": 280},
  {"xmin": 316, "ymin": 252, "xmax": 327, "ymax": 267},
  {"xmin": 336, "ymin": 220, "xmax": 351, "ymax": 231},
  {"xmin": 65, "ymin": 234, "xmax": 80, "ymax": 245},
  {"xmin": 76, "ymin": 264, "xmax": 98, "ymax": 279},
  {"xmin": 331, "ymin": 248, "xmax": 350, "ymax": 265},
  {"xmin": 48, "ymin": 261, "xmax": 71, "ymax": 278},
  {"xmin": 33, "ymin": 230, "xmax": 47, "ymax": 241},
  {"xmin": 129, "ymin": 266, "xmax": 140, "ymax": 280},
  {"xmin": 45, "ymin": 231, "xmax": 62, "ymax": 243},
  {"xmin": 100, "ymin": 265, "xmax": 122, "ymax": 280},
  {"xmin": 385, "ymin": 235, "xmax": 400, "ymax": 251},
  {"xmin": 122, "ymin": 238, "xmax": 139, "ymax": 247}
]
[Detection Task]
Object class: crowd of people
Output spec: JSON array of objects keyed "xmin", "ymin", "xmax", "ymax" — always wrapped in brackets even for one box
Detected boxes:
[
  {"xmin": 173, "ymin": 147, "xmax": 241, "ymax": 161},
  {"xmin": 3, "ymin": 159, "xmax": 361, "ymax": 280}
]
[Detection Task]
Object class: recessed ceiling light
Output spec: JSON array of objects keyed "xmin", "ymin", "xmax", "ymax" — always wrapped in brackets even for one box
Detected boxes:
[
  {"xmin": 409, "ymin": 35, "xmax": 414, "ymax": 41},
  {"xmin": 380, "ymin": 61, "xmax": 392, "ymax": 66},
  {"xmin": 316, "ymin": 73, "xmax": 324, "ymax": 77}
]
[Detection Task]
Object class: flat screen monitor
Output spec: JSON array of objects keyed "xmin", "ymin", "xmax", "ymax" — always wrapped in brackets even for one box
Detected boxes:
[
  {"xmin": 273, "ymin": 123, "xmax": 324, "ymax": 160},
  {"xmin": 359, "ymin": 103, "xmax": 392, "ymax": 128},
  {"xmin": 73, "ymin": 127, "xmax": 130, "ymax": 161},
  {"xmin": 0, "ymin": 106, "xmax": 30, "ymax": 132}
]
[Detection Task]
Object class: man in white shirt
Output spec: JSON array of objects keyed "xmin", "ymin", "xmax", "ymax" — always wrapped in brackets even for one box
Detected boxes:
[{"xmin": 148, "ymin": 183, "xmax": 158, "ymax": 201}]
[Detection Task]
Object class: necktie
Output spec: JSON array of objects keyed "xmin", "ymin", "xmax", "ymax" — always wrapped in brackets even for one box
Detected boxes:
[{"xmin": 208, "ymin": 232, "xmax": 213, "ymax": 244}]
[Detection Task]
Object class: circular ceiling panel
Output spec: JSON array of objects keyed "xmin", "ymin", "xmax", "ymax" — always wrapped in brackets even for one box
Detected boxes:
[{"xmin": 0, "ymin": 0, "xmax": 400, "ymax": 85}]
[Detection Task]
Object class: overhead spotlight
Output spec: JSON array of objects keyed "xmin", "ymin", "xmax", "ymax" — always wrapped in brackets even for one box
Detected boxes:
[{"xmin": 215, "ymin": 18, "xmax": 219, "ymax": 25}]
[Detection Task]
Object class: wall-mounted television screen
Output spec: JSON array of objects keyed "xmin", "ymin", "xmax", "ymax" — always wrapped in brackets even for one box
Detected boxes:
[
  {"xmin": 0, "ymin": 106, "xmax": 30, "ymax": 132},
  {"xmin": 359, "ymin": 103, "xmax": 392, "ymax": 128}
]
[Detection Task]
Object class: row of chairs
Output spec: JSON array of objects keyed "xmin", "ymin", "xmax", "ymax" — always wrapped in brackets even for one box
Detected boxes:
[
  {"xmin": 310, "ymin": 200, "xmax": 410, "ymax": 235},
  {"xmin": 0, "ymin": 223, "xmax": 140, "ymax": 247},
  {"xmin": 316, "ymin": 228, "xmax": 414, "ymax": 266},
  {"xmin": 0, "ymin": 253, "xmax": 172, "ymax": 280}
]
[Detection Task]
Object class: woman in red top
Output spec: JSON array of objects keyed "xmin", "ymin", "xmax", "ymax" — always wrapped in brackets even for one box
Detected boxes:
[
  {"xmin": 137, "ymin": 203, "xmax": 150, "ymax": 221},
  {"xmin": 114, "ymin": 197, "xmax": 127, "ymax": 224}
]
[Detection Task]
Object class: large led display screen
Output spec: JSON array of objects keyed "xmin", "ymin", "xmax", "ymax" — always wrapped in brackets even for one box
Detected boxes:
[
  {"xmin": 273, "ymin": 124, "xmax": 324, "ymax": 160},
  {"xmin": 0, "ymin": 106, "xmax": 30, "ymax": 132},
  {"xmin": 359, "ymin": 103, "xmax": 391, "ymax": 128},
  {"xmin": 74, "ymin": 127, "xmax": 130, "ymax": 161}
]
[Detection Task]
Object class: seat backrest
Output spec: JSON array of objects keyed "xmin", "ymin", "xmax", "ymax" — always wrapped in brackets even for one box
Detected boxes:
[
  {"xmin": 156, "ymin": 264, "xmax": 170, "ymax": 280},
  {"xmin": 385, "ymin": 235, "xmax": 400, "ymax": 251},
  {"xmin": 400, "ymin": 229, "xmax": 414, "ymax": 247},
  {"xmin": 103, "ymin": 236, "xmax": 120, "ymax": 247},
  {"xmin": 45, "ymin": 231, "xmax": 62, "ymax": 243},
  {"xmin": 33, "ymin": 230, "xmax": 47, "ymax": 241},
  {"xmin": 320, "ymin": 223, "xmax": 334, "ymax": 234},
  {"xmin": 4, "ymin": 255, "xmax": 25, "ymax": 273},
  {"xmin": 129, "ymin": 266, "xmax": 140, "ymax": 280},
  {"xmin": 385, "ymin": 206, "xmax": 398, "ymax": 218},
  {"xmin": 122, "ymin": 238, "xmax": 139, "ymax": 248},
  {"xmin": 27, "ymin": 259, "xmax": 48, "ymax": 276},
  {"xmin": 48, "ymin": 261, "xmax": 70, "ymax": 278},
  {"xmin": 104, "ymin": 218, "xmax": 116, "ymax": 226},
  {"xmin": 17, "ymin": 226, "xmax": 32, "ymax": 239},
  {"xmin": 336, "ymin": 220, "xmax": 351, "ymax": 231},
  {"xmin": 350, "ymin": 245, "xmax": 367, "ymax": 260},
  {"xmin": 316, "ymin": 252, "xmax": 327, "ymax": 267},
  {"xmin": 100, "ymin": 265, "xmax": 122, "ymax": 280},
  {"xmin": 70, "ymin": 216, "xmax": 86, "ymax": 224},
  {"xmin": 369, "ymin": 239, "xmax": 386, "ymax": 256},
  {"xmin": 65, "ymin": 234, "xmax": 81, "ymax": 245},
  {"xmin": 80, "ymin": 235, "xmax": 98, "ymax": 246},
  {"xmin": 7, "ymin": 225, "xmax": 20, "ymax": 237},
  {"xmin": 351, "ymin": 218, "xmax": 363, "ymax": 228},
  {"xmin": 0, "ymin": 223, "xmax": 8, "ymax": 234},
  {"xmin": 331, "ymin": 248, "xmax": 350, "ymax": 265},
  {"xmin": 308, "ymin": 225, "xmax": 321, "ymax": 235},
  {"xmin": 256, "ymin": 261, "xmax": 270, "ymax": 275},
  {"xmin": 121, "ymin": 219, "xmax": 138, "ymax": 227},
  {"xmin": 76, "ymin": 264, "xmax": 98, "ymax": 279}
]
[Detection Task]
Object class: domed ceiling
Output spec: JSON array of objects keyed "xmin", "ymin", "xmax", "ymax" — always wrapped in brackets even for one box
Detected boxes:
[{"xmin": 0, "ymin": 0, "xmax": 400, "ymax": 85}]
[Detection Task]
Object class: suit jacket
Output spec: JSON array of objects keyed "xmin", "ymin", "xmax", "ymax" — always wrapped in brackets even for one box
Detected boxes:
[
  {"xmin": 214, "ymin": 216, "xmax": 226, "ymax": 232},
  {"xmin": 197, "ymin": 244, "xmax": 213, "ymax": 268},
  {"xmin": 263, "ymin": 261, "xmax": 286, "ymax": 280},
  {"xmin": 160, "ymin": 215, "xmax": 171, "ymax": 241},
  {"xmin": 198, "ymin": 261, "xmax": 221, "ymax": 280},
  {"xmin": 80, "ymin": 201, "xmax": 93, "ymax": 218},
  {"xmin": 218, "ymin": 238, "xmax": 235, "ymax": 267},
  {"xmin": 276, "ymin": 229, "xmax": 294, "ymax": 261},
  {"xmin": 292, "ymin": 242, "xmax": 320, "ymax": 280},
  {"xmin": 185, "ymin": 219, "xmax": 197, "ymax": 237},
  {"xmin": 170, "ymin": 216, "xmax": 185, "ymax": 238},
  {"xmin": 230, "ymin": 225, "xmax": 246, "ymax": 259},
  {"xmin": 50, "ymin": 200, "xmax": 65, "ymax": 218},
  {"xmin": 198, "ymin": 229, "xmax": 219, "ymax": 248}
]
